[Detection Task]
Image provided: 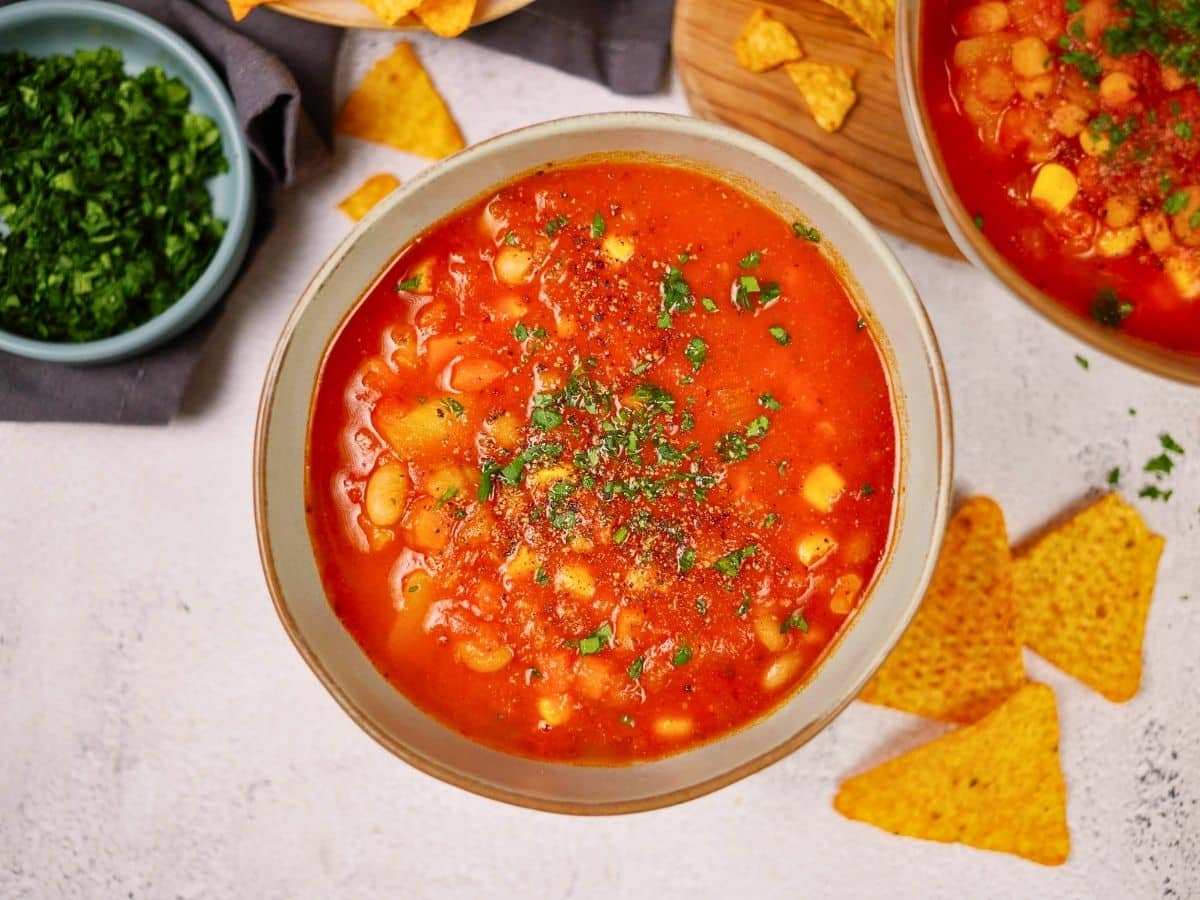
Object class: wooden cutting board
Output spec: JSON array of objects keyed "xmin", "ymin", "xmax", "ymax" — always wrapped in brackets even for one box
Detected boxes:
[{"xmin": 673, "ymin": 0, "xmax": 959, "ymax": 257}]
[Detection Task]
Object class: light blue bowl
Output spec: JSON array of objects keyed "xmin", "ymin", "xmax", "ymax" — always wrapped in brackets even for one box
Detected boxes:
[{"xmin": 0, "ymin": 0, "xmax": 254, "ymax": 364}]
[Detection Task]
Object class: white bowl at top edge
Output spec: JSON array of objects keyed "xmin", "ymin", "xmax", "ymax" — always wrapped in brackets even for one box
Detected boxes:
[{"xmin": 253, "ymin": 112, "xmax": 953, "ymax": 814}]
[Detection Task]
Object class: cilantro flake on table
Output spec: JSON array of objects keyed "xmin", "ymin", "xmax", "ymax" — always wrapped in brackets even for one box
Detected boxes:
[{"xmin": 0, "ymin": 47, "xmax": 228, "ymax": 342}]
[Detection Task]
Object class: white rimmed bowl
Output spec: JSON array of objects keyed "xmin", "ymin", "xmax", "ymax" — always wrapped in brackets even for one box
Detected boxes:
[{"xmin": 254, "ymin": 112, "xmax": 953, "ymax": 814}]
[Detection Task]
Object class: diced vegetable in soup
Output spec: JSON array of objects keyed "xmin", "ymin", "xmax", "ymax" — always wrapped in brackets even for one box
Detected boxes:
[
  {"xmin": 923, "ymin": 0, "xmax": 1200, "ymax": 354},
  {"xmin": 306, "ymin": 162, "xmax": 897, "ymax": 763}
]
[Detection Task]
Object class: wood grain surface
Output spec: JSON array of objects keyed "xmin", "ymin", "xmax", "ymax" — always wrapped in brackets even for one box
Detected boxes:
[{"xmin": 674, "ymin": 0, "xmax": 959, "ymax": 257}]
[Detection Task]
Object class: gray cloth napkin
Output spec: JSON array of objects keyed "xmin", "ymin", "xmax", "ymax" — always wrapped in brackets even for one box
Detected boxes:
[
  {"xmin": 0, "ymin": 0, "xmax": 340, "ymax": 424},
  {"xmin": 0, "ymin": 0, "xmax": 675, "ymax": 425}
]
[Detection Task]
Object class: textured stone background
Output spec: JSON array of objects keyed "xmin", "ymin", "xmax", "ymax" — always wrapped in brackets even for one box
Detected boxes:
[{"xmin": 2, "ymin": 28, "xmax": 1197, "ymax": 900}]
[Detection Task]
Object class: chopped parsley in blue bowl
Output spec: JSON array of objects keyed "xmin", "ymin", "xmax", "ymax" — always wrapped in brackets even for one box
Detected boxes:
[{"xmin": 0, "ymin": 0, "xmax": 253, "ymax": 364}]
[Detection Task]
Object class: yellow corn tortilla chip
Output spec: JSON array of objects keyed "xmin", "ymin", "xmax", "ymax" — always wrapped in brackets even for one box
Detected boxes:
[
  {"xmin": 818, "ymin": 0, "xmax": 895, "ymax": 57},
  {"xmin": 227, "ymin": 0, "xmax": 271, "ymax": 21},
  {"xmin": 859, "ymin": 497, "xmax": 1026, "ymax": 723},
  {"xmin": 1013, "ymin": 493, "xmax": 1164, "ymax": 702},
  {"xmin": 359, "ymin": 0, "xmax": 423, "ymax": 25},
  {"xmin": 836, "ymin": 683, "xmax": 1070, "ymax": 866},
  {"xmin": 785, "ymin": 61, "xmax": 858, "ymax": 133},
  {"xmin": 336, "ymin": 42, "xmax": 465, "ymax": 160},
  {"xmin": 416, "ymin": 0, "xmax": 477, "ymax": 37},
  {"xmin": 735, "ymin": 8, "xmax": 804, "ymax": 73},
  {"xmin": 338, "ymin": 173, "xmax": 401, "ymax": 222}
]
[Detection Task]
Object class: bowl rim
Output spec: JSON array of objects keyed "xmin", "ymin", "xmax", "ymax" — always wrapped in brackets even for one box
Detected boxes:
[
  {"xmin": 254, "ymin": 111, "xmax": 954, "ymax": 814},
  {"xmin": 0, "ymin": 0, "xmax": 255, "ymax": 365},
  {"xmin": 264, "ymin": 0, "xmax": 534, "ymax": 31},
  {"xmin": 894, "ymin": 0, "xmax": 1200, "ymax": 386}
]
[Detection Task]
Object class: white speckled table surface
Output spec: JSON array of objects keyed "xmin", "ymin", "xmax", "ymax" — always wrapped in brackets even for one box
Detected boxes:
[{"xmin": 2, "ymin": 27, "xmax": 1199, "ymax": 900}]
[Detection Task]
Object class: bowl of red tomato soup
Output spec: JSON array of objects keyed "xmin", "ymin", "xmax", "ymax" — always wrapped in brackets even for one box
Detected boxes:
[
  {"xmin": 254, "ymin": 113, "xmax": 952, "ymax": 812},
  {"xmin": 899, "ymin": 0, "xmax": 1200, "ymax": 383}
]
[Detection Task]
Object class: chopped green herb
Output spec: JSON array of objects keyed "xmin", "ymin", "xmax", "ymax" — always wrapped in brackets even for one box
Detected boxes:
[
  {"xmin": 792, "ymin": 221, "xmax": 821, "ymax": 242},
  {"xmin": 1144, "ymin": 453, "xmax": 1174, "ymax": 476},
  {"xmin": 574, "ymin": 622, "xmax": 613, "ymax": 656},
  {"xmin": 512, "ymin": 322, "xmax": 530, "ymax": 341},
  {"xmin": 736, "ymin": 594, "xmax": 752, "ymax": 616},
  {"xmin": 695, "ymin": 597, "xmax": 708, "ymax": 615},
  {"xmin": 860, "ymin": 483, "xmax": 875, "ymax": 497},
  {"xmin": 631, "ymin": 358, "xmax": 654, "ymax": 376},
  {"xmin": 768, "ymin": 325, "xmax": 791, "ymax": 345},
  {"xmin": 672, "ymin": 644, "xmax": 693, "ymax": 667},
  {"xmin": 613, "ymin": 525, "xmax": 630, "ymax": 545},
  {"xmin": 739, "ymin": 249, "xmax": 761, "ymax": 268},
  {"xmin": 1176, "ymin": 121, "xmax": 1194, "ymax": 140},
  {"xmin": 760, "ymin": 282, "xmax": 782, "ymax": 303},
  {"xmin": 680, "ymin": 411, "xmax": 696, "ymax": 433},
  {"xmin": 591, "ymin": 212, "xmax": 606, "ymax": 238},
  {"xmin": 759, "ymin": 392, "xmax": 783, "ymax": 411},
  {"xmin": 545, "ymin": 215, "xmax": 568, "ymax": 236},
  {"xmin": 503, "ymin": 231, "xmax": 519, "ymax": 246},
  {"xmin": 678, "ymin": 545, "xmax": 697, "ymax": 574},
  {"xmin": 763, "ymin": 512, "xmax": 779, "ymax": 527},
  {"xmin": 628, "ymin": 657, "xmax": 645, "ymax": 679},
  {"xmin": 745, "ymin": 415, "xmax": 770, "ymax": 438},
  {"xmin": 1107, "ymin": 466, "xmax": 1121, "ymax": 486},
  {"xmin": 434, "ymin": 485, "xmax": 458, "ymax": 509},
  {"xmin": 740, "ymin": 275, "xmax": 761, "ymax": 294},
  {"xmin": 972, "ymin": 213, "xmax": 985, "ymax": 230},
  {"xmin": 713, "ymin": 544, "xmax": 757, "ymax": 577},
  {"xmin": 780, "ymin": 610, "xmax": 809, "ymax": 634},
  {"xmin": 701, "ymin": 296, "xmax": 719, "ymax": 313},
  {"xmin": 1139, "ymin": 485, "xmax": 1173, "ymax": 501},
  {"xmin": 530, "ymin": 407, "xmax": 563, "ymax": 431},
  {"xmin": 716, "ymin": 431, "xmax": 753, "ymax": 462},
  {"xmin": 397, "ymin": 274, "xmax": 423, "ymax": 292},
  {"xmin": 1164, "ymin": 190, "xmax": 1189, "ymax": 215},
  {"xmin": 1075, "ymin": 354, "xmax": 1090, "ymax": 370},
  {"xmin": 684, "ymin": 336, "xmax": 708, "ymax": 372},
  {"xmin": 1090, "ymin": 286, "xmax": 1134, "ymax": 327},
  {"xmin": 534, "ymin": 566, "xmax": 549, "ymax": 585},
  {"xmin": 1161, "ymin": 433, "xmax": 1185, "ymax": 454},
  {"xmin": 478, "ymin": 461, "xmax": 500, "ymax": 501}
]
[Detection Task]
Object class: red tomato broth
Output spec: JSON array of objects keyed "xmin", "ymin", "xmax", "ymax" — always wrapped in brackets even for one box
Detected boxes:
[
  {"xmin": 921, "ymin": 0, "xmax": 1200, "ymax": 354},
  {"xmin": 306, "ymin": 161, "xmax": 897, "ymax": 763}
]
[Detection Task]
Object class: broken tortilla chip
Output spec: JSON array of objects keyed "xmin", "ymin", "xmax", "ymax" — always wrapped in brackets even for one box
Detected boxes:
[
  {"xmin": 836, "ymin": 683, "xmax": 1070, "ymax": 866},
  {"xmin": 785, "ymin": 62, "xmax": 858, "ymax": 133},
  {"xmin": 817, "ymin": 0, "xmax": 896, "ymax": 57},
  {"xmin": 735, "ymin": 8, "xmax": 805, "ymax": 73},
  {"xmin": 859, "ymin": 497, "xmax": 1026, "ymax": 723},
  {"xmin": 1013, "ymin": 493, "xmax": 1164, "ymax": 702},
  {"xmin": 338, "ymin": 173, "xmax": 401, "ymax": 222},
  {"xmin": 358, "ymin": 0, "xmax": 423, "ymax": 25},
  {"xmin": 336, "ymin": 42, "xmax": 465, "ymax": 160},
  {"xmin": 227, "ymin": 0, "xmax": 271, "ymax": 21},
  {"xmin": 416, "ymin": 0, "xmax": 478, "ymax": 37}
]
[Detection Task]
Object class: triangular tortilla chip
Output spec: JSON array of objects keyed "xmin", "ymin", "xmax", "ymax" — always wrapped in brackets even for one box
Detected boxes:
[
  {"xmin": 338, "ymin": 173, "xmax": 401, "ymax": 221},
  {"xmin": 336, "ymin": 42, "xmax": 465, "ymax": 160},
  {"xmin": 735, "ymin": 8, "xmax": 805, "ymax": 73},
  {"xmin": 227, "ymin": 0, "xmax": 271, "ymax": 21},
  {"xmin": 835, "ymin": 683, "xmax": 1070, "ymax": 866},
  {"xmin": 816, "ymin": 0, "xmax": 895, "ymax": 57},
  {"xmin": 860, "ymin": 496, "xmax": 1026, "ymax": 723},
  {"xmin": 785, "ymin": 62, "xmax": 858, "ymax": 133},
  {"xmin": 416, "ymin": 0, "xmax": 478, "ymax": 37},
  {"xmin": 359, "ymin": 0, "xmax": 423, "ymax": 25},
  {"xmin": 1013, "ymin": 493, "xmax": 1164, "ymax": 702}
]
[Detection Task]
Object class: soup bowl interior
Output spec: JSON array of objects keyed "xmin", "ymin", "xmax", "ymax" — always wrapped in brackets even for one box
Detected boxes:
[
  {"xmin": 255, "ymin": 113, "xmax": 952, "ymax": 813},
  {"xmin": 895, "ymin": 0, "xmax": 1200, "ymax": 385}
]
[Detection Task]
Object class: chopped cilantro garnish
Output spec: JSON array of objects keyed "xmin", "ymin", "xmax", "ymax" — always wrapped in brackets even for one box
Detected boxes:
[
  {"xmin": 440, "ymin": 397, "xmax": 466, "ymax": 419},
  {"xmin": 684, "ymin": 336, "xmax": 708, "ymax": 371},
  {"xmin": 627, "ymin": 656, "xmax": 644, "ymax": 679},
  {"xmin": 478, "ymin": 461, "xmax": 500, "ymax": 501},
  {"xmin": 680, "ymin": 411, "xmax": 696, "ymax": 432},
  {"xmin": 759, "ymin": 392, "xmax": 783, "ymax": 411},
  {"xmin": 613, "ymin": 525, "xmax": 629, "ymax": 545},
  {"xmin": 745, "ymin": 415, "xmax": 770, "ymax": 438},
  {"xmin": 768, "ymin": 325, "xmax": 791, "ymax": 345},
  {"xmin": 503, "ymin": 231, "xmax": 519, "ymax": 246},
  {"xmin": 631, "ymin": 358, "xmax": 654, "ymax": 375},
  {"xmin": 1139, "ymin": 485, "xmax": 1173, "ymax": 501},
  {"xmin": 534, "ymin": 566, "xmax": 549, "ymax": 585},
  {"xmin": 972, "ymin": 213, "xmax": 985, "ymax": 230},
  {"xmin": 1103, "ymin": 0, "xmax": 1200, "ymax": 87},
  {"xmin": 695, "ymin": 597, "xmax": 708, "ymax": 615},
  {"xmin": 740, "ymin": 275, "xmax": 760, "ymax": 294},
  {"xmin": 780, "ymin": 610, "xmax": 809, "ymax": 634},
  {"xmin": 434, "ymin": 485, "xmax": 458, "ymax": 509},
  {"xmin": 701, "ymin": 296, "xmax": 719, "ymax": 313},
  {"xmin": 1161, "ymin": 433, "xmax": 1185, "ymax": 454},
  {"xmin": 672, "ymin": 644, "xmax": 693, "ymax": 667},
  {"xmin": 591, "ymin": 212, "xmax": 606, "ymax": 238},
  {"xmin": 763, "ymin": 512, "xmax": 779, "ymax": 527},
  {"xmin": 1176, "ymin": 121, "xmax": 1194, "ymax": 140},
  {"xmin": 397, "ymin": 274, "xmax": 423, "ymax": 292},
  {"xmin": 545, "ymin": 215, "xmax": 568, "ymax": 237},
  {"xmin": 1107, "ymin": 466, "xmax": 1121, "ymax": 486},
  {"xmin": 512, "ymin": 322, "xmax": 529, "ymax": 341},
  {"xmin": 792, "ymin": 221, "xmax": 821, "ymax": 242},
  {"xmin": 1145, "ymin": 453, "xmax": 1174, "ymax": 476},
  {"xmin": 860, "ymin": 483, "xmax": 875, "ymax": 497},
  {"xmin": 716, "ymin": 431, "xmax": 752, "ymax": 462},
  {"xmin": 530, "ymin": 406, "xmax": 563, "ymax": 431},
  {"xmin": 736, "ymin": 594, "xmax": 751, "ymax": 616},
  {"xmin": 739, "ymin": 249, "xmax": 761, "ymax": 268},
  {"xmin": 1075, "ymin": 354, "xmax": 1090, "ymax": 370},
  {"xmin": 713, "ymin": 544, "xmax": 757, "ymax": 577},
  {"xmin": 678, "ymin": 545, "xmax": 697, "ymax": 574},
  {"xmin": 1164, "ymin": 190, "xmax": 1189, "ymax": 215},
  {"xmin": 760, "ymin": 282, "xmax": 781, "ymax": 303},
  {"xmin": 573, "ymin": 622, "xmax": 613, "ymax": 656}
]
